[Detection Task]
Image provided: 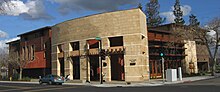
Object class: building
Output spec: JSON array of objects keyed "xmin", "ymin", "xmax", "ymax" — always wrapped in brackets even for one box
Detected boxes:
[
  {"xmin": 8, "ymin": 26, "xmax": 52, "ymax": 78},
  {"xmin": 51, "ymin": 9, "xmax": 149, "ymax": 82},
  {"xmin": 148, "ymin": 24, "xmax": 207, "ymax": 78},
  {"xmin": 6, "ymin": 39, "xmax": 20, "ymax": 79},
  {"xmin": 7, "ymin": 8, "xmax": 209, "ymax": 82}
]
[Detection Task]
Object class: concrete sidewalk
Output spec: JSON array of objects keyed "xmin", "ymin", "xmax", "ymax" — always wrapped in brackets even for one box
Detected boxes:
[
  {"xmin": 0, "ymin": 74, "xmax": 219, "ymax": 87},
  {"xmin": 64, "ymin": 75, "xmax": 219, "ymax": 87}
]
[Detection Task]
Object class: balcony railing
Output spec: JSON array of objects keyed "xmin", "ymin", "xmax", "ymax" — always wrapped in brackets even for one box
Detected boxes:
[{"xmin": 69, "ymin": 50, "xmax": 80, "ymax": 57}]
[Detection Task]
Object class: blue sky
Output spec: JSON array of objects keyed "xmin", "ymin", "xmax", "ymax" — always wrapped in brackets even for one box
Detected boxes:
[{"xmin": 0, "ymin": 0, "xmax": 220, "ymax": 48}]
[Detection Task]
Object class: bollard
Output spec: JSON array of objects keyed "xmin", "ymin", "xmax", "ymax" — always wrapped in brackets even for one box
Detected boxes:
[
  {"xmin": 178, "ymin": 67, "xmax": 182, "ymax": 81},
  {"xmin": 9, "ymin": 77, "xmax": 12, "ymax": 81}
]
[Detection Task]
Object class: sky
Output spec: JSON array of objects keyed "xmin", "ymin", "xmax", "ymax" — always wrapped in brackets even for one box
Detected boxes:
[{"xmin": 0, "ymin": 0, "xmax": 220, "ymax": 49}]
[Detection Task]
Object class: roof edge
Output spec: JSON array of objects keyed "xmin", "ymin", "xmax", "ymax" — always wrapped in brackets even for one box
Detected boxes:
[{"xmin": 17, "ymin": 26, "xmax": 51, "ymax": 37}]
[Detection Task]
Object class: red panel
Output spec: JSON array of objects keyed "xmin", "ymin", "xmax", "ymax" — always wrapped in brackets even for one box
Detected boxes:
[
  {"xmin": 20, "ymin": 30, "xmax": 51, "ymax": 69},
  {"xmin": 25, "ymin": 51, "xmax": 46, "ymax": 68}
]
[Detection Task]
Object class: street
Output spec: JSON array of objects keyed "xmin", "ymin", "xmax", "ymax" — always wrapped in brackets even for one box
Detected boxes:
[{"xmin": 0, "ymin": 77, "xmax": 220, "ymax": 92}]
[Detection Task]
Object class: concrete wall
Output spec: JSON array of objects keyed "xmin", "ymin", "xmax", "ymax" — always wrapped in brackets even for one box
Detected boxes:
[
  {"xmin": 184, "ymin": 40, "xmax": 198, "ymax": 74},
  {"xmin": 51, "ymin": 9, "xmax": 149, "ymax": 82}
]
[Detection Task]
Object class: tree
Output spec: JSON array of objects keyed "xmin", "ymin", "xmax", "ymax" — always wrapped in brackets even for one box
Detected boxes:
[
  {"xmin": 145, "ymin": 0, "xmax": 165, "ymax": 27},
  {"xmin": 173, "ymin": 0, "xmax": 185, "ymax": 25},
  {"xmin": 137, "ymin": 3, "xmax": 143, "ymax": 11},
  {"xmin": 197, "ymin": 17, "xmax": 220, "ymax": 76},
  {"xmin": 0, "ymin": 48, "xmax": 9, "ymax": 79},
  {"xmin": 189, "ymin": 14, "xmax": 200, "ymax": 27},
  {"xmin": 7, "ymin": 49, "xmax": 21, "ymax": 79},
  {"xmin": 175, "ymin": 17, "xmax": 220, "ymax": 76}
]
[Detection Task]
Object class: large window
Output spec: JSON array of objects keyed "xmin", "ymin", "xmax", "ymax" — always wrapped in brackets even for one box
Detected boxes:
[
  {"xmin": 22, "ymin": 47, "xmax": 25, "ymax": 60},
  {"xmin": 109, "ymin": 36, "xmax": 123, "ymax": 47},
  {"xmin": 57, "ymin": 44, "xmax": 64, "ymax": 53},
  {"xmin": 31, "ymin": 45, "xmax": 35, "ymax": 60},
  {"xmin": 70, "ymin": 41, "xmax": 79, "ymax": 51}
]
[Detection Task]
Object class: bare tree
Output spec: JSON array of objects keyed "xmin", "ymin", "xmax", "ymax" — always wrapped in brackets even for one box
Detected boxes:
[
  {"xmin": 0, "ymin": 48, "xmax": 9, "ymax": 79},
  {"xmin": 195, "ymin": 17, "xmax": 220, "ymax": 76},
  {"xmin": 173, "ymin": 17, "xmax": 220, "ymax": 76}
]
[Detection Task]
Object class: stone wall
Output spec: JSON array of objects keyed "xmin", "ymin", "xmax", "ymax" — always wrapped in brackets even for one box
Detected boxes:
[
  {"xmin": 51, "ymin": 9, "xmax": 149, "ymax": 82},
  {"xmin": 184, "ymin": 40, "xmax": 198, "ymax": 74}
]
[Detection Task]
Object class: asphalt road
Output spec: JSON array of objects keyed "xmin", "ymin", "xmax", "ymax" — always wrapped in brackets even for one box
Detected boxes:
[{"xmin": 1, "ymin": 77, "xmax": 220, "ymax": 92}]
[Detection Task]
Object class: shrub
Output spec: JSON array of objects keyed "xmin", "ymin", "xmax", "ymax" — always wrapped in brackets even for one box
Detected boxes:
[{"xmin": 21, "ymin": 77, "xmax": 31, "ymax": 81}]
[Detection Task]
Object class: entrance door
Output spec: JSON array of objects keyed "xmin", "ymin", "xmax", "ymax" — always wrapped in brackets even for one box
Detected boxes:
[
  {"xmin": 59, "ymin": 58, "xmax": 65, "ymax": 77},
  {"xmin": 89, "ymin": 56, "xmax": 100, "ymax": 81},
  {"xmin": 111, "ymin": 54, "xmax": 125, "ymax": 81},
  {"xmin": 72, "ymin": 57, "xmax": 80, "ymax": 79},
  {"xmin": 150, "ymin": 60, "xmax": 162, "ymax": 78}
]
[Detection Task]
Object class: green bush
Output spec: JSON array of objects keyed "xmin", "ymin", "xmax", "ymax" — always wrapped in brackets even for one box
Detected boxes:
[{"xmin": 21, "ymin": 77, "xmax": 31, "ymax": 81}]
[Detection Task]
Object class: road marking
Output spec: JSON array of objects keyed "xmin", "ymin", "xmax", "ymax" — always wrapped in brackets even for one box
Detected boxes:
[{"xmin": 23, "ymin": 86, "xmax": 76, "ymax": 92}]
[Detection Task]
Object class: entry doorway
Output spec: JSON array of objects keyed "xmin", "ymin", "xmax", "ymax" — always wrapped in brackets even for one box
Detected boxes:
[
  {"xmin": 110, "ymin": 54, "xmax": 125, "ymax": 81},
  {"xmin": 89, "ymin": 55, "xmax": 100, "ymax": 81},
  {"xmin": 59, "ymin": 58, "xmax": 65, "ymax": 77},
  {"xmin": 72, "ymin": 57, "xmax": 80, "ymax": 79},
  {"xmin": 198, "ymin": 62, "xmax": 208, "ymax": 72},
  {"xmin": 149, "ymin": 60, "xmax": 162, "ymax": 78}
]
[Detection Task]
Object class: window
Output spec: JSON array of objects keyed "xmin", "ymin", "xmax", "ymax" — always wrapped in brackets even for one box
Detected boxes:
[
  {"xmin": 27, "ymin": 46, "xmax": 30, "ymax": 60},
  {"xmin": 44, "ymin": 51, "xmax": 46, "ymax": 58},
  {"xmin": 70, "ymin": 41, "xmax": 79, "ymax": 51},
  {"xmin": 109, "ymin": 36, "xmax": 123, "ymax": 47},
  {"xmin": 31, "ymin": 45, "xmax": 35, "ymax": 60},
  {"xmin": 57, "ymin": 44, "xmax": 64, "ymax": 53},
  {"xmin": 22, "ymin": 47, "xmax": 25, "ymax": 60},
  {"xmin": 44, "ymin": 43, "xmax": 46, "ymax": 50}
]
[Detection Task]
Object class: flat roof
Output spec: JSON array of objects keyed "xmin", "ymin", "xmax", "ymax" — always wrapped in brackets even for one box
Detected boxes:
[
  {"xmin": 17, "ymin": 26, "xmax": 51, "ymax": 37},
  {"xmin": 6, "ymin": 39, "xmax": 20, "ymax": 44}
]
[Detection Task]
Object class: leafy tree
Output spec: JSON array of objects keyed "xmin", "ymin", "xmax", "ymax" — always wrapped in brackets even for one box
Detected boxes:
[
  {"xmin": 173, "ymin": 0, "xmax": 185, "ymax": 25},
  {"xmin": 145, "ymin": 0, "xmax": 165, "ymax": 27}
]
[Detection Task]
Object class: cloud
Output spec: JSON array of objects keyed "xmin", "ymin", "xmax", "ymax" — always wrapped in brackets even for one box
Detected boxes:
[
  {"xmin": 0, "ymin": 30, "xmax": 8, "ymax": 38},
  {"xmin": 160, "ymin": 5, "xmax": 192, "ymax": 23},
  {"xmin": 0, "ymin": 37, "xmax": 20, "ymax": 54},
  {"xmin": 50, "ymin": 0, "xmax": 139, "ymax": 14},
  {"xmin": 0, "ymin": 0, "xmax": 52, "ymax": 20}
]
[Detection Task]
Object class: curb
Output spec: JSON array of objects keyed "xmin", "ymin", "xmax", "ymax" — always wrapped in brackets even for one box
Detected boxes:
[{"xmin": 0, "ymin": 75, "xmax": 218, "ymax": 87}]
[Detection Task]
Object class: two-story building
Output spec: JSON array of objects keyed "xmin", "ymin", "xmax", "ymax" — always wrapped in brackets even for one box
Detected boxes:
[{"xmin": 7, "ymin": 26, "xmax": 52, "ymax": 78}]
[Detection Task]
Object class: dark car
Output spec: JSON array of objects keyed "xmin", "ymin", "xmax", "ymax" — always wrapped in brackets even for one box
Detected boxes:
[{"xmin": 39, "ymin": 74, "xmax": 64, "ymax": 85}]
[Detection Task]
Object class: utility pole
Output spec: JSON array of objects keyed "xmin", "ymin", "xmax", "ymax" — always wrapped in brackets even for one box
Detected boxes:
[
  {"xmin": 162, "ymin": 57, "xmax": 165, "ymax": 83},
  {"xmin": 96, "ymin": 37, "xmax": 103, "ymax": 84}
]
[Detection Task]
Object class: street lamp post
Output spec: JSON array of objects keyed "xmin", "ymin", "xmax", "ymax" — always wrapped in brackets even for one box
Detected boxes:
[
  {"xmin": 162, "ymin": 57, "xmax": 165, "ymax": 83},
  {"xmin": 95, "ymin": 37, "xmax": 103, "ymax": 84},
  {"xmin": 160, "ymin": 53, "xmax": 165, "ymax": 83}
]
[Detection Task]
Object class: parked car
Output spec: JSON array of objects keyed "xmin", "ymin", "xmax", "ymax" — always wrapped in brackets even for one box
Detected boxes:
[{"xmin": 39, "ymin": 74, "xmax": 64, "ymax": 85}]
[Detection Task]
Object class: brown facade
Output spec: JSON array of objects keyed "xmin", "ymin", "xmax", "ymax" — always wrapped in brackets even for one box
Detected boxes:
[
  {"xmin": 17, "ymin": 27, "xmax": 52, "ymax": 78},
  {"xmin": 7, "ymin": 40, "xmax": 20, "ymax": 79},
  {"xmin": 148, "ymin": 29, "xmax": 185, "ymax": 78},
  {"xmin": 148, "ymin": 24, "xmax": 208, "ymax": 78}
]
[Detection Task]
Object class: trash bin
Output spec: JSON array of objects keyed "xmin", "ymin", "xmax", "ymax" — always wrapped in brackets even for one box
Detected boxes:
[{"xmin": 166, "ymin": 69, "xmax": 177, "ymax": 82}]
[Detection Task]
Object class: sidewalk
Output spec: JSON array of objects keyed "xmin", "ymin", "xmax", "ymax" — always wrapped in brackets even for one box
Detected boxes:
[
  {"xmin": 0, "ymin": 74, "xmax": 219, "ymax": 87},
  {"xmin": 64, "ymin": 74, "xmax": 220, "ymax": 87}
]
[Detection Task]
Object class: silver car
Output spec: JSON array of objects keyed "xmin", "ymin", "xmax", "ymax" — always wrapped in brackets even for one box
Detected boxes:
[{"xmin": 39, "ymin": 74, "xmax": 64, "ymax": 85}]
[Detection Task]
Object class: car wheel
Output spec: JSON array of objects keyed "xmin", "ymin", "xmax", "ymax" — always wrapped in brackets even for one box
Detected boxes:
[
  {"xmin": 58, "ymin": 83, "xmax": 62, "ymax": 85},
  {"xmin": 48, "ymin": 81, "xmax": 53, "ymax": 85},
  {"xmin": 39, "ymin": 81, "xmax": 43, "ymax": 85}
]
